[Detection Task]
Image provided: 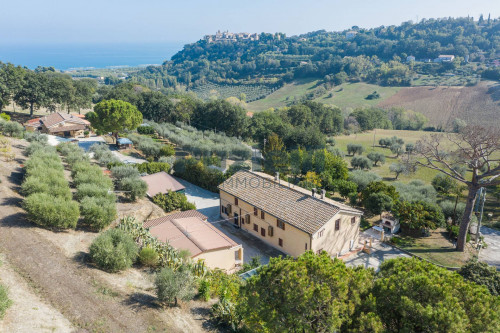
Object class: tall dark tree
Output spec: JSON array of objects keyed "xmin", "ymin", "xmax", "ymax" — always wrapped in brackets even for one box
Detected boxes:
[{"xmin": 14, "ymin": 71, "xmax": 49, "ymax": 116}]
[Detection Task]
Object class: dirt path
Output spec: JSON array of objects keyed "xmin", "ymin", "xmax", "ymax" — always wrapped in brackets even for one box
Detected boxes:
[
  {"xmin": 0, "ymin": 141, "xmax": 183, "ymax": 332},
  {"xmin": 0, "ymin": 254, "xmax": 74, "ymax": 333}
]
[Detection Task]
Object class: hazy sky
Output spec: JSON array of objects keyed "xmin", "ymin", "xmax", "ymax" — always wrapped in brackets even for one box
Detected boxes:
[{"xmin": 2, "ymin": 0, "xmax": 500, "ymax": 44}]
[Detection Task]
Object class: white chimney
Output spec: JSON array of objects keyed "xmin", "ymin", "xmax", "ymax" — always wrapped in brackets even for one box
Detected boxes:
[
  {"xmin": 312, "ymin": 188, "xmax": 317, "ymax": 197},
  {"xmin": 321, "ymin": 189, "xmax": 326, "ymax": 199},
  {"xmin": 275, "ymin": 172, "xmax": 279, "ymax": 181}
]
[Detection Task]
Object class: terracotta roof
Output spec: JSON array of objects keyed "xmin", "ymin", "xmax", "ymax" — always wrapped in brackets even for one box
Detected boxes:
[
  {"xmin": 41, "ymin": 112, "xmax": 88, "ymax": 128},
  {"xmin": 141, "ymin": 172, "xmax": 185, "ymax": 197},
  {"xmin": 143, "ymin": 210, "xmax": 208, "ymax": 228},
  {"xmin": 148, "ymin": 216, "xmax": 239, "ymax": 257},
  {"xmin": 219, "ymin": 171, "xmax": 362, "ymax": 235},
  {"xmin": 48, "ymin": 124, "xmax": 86, "ymax": 133},
  {"xmin": 24, "ymin": 118, "xmax": 42, "ymax": 127}
]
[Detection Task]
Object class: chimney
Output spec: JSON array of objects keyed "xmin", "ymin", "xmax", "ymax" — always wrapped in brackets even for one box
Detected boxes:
[
  {"xmin": 312, "ymin": 188, "xmax": 317, "ymax": 197},
  {"xmin": 275, "ymin": 172, "xmax": 279, "ymax": 181},
  {"xmin": 321, "ymin": 189, "xmax": 326, "ymax": 199}
]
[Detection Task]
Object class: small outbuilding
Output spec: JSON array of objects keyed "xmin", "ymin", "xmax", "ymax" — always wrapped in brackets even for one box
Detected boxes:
[
  {"xmin": 144, "ymin": 210, "xmax": 243, "ymax": 272},
  {"xmin": 141, "ymin": 171, "xmax": 185, "ymax": 197},
  {"xmin": 380, "ymin": 212, "xmax": 400, "ymax": 234},
  {"xmin": 117, "ymin": 137, "xmax": 133, "ymax": 149}
]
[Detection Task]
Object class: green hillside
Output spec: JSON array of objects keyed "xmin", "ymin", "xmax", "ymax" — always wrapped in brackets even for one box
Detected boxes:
[{"xmin": 246, "ymin": 81, "xmax": 401, "ymax": 111}]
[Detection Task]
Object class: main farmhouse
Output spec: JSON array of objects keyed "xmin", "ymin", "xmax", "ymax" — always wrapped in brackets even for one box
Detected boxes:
[{"xmin": 219, "ymin": 170, "xmax": 363, "ymax": 258}]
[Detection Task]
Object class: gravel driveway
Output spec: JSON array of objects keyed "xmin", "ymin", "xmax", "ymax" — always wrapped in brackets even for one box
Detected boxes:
[
  {"xmin": 479, "ymin": 226, "xmax": 500, "ymax": 269},
  {"xmin": 177, "ymin": 178, "xmax": 284, "ymax": 264}
]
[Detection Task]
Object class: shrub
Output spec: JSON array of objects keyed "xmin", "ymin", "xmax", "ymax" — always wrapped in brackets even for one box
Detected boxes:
[
  {"xmin": 65, "ymin": 151, "xmax": 89, "ymax": 166},
  {"xmin": 138, "ymin": 141, "xmax": 161, "ymax": 158},
  {"xmin": 111, "ymin": 165, "xmax": 140, "ymax": 181},
  {"xmin": 152, "ymin": 191, "xmax": 196, "ymax": 213},
  {"xmin": 1, "ymin": 121, "xmax": 24, "ymax": 137},
  {"xmin": 80, "ymin": 196, "xmax": 117, "ymax": 231},
  {"xmin": 0, "ymin": 112, "xmax": 10, "ymax": 121},
  {"xmin": 158, "ymin": 156, "xmax": 175, "ymax": 165},
  {"xmin": 393, "ymin": 180, "xmax": 437, "ymax": 204},
  {"xmin": 431, "ymin": 174, "xmax": 456, "ymax": 195},
  {"xmin": 439, "ymin": 200, "xmax": 466, "ymax": 222},
  {"xmin": 73, "ymin": 170, "xmax": 113, "ymax": 188},
  {"xmin": 347, "ymin": 143, "xmax": 364, "ymax": 156},
  {"xmin": 159, "ymin": 144, "xmax": 175, "ymax": 157},
  {"xmin": 173, "ymin": 157, "xmax": 226, "ymax": 193},
  {"xmin": 155, "ymin": 266, "xmax": 196, "ymax": 306},
  {"xmin": 23, "ymin": 193, "xmax": 80, "ymax": 229},
  {"xmin": 75, "ymin": 183, "xmax": 113, "ymax": 201},
  {"xmin": 89, "ymin": 229, "xmax": 138, "ymax": 272},
  {"xmin": 21, "ymin": 175, "xmax": 72, "ymax": 199},
  {"xmin": 118, "ymin": 177, "xmax": 147, "ymax": 201},
  {"xmin": 458, "ymin": 260, "xmax": 500, "ymax": 296},
  {"xmin": 0, "ymin": 283, "xmax": 12, "ymax": 320},
  {"xmin": 24, "ymin": 131, "xmax": 48, "ymax": 144},
  {"xmin": 389, "ymin": 143, "xmax": 404, "ymax": 156},
  {"xmin": 139, "ymin": 247, "xmax": 159, "ymax": 267},
  {"xmin": 198, "ymin": 279, "xmax": 211, "ymax": 301},
  {"xmin": 351, "ymin": 156, "xmax": 372, "ymax": 170},
  {"xmin": 136, "ymin": 162, "xmax": 170, "ymax": 174},
  {"xmin": 137, "ymin": 125, "xmax": 155, "ymax": 135},
  {"xmin": 25, "ymin": 142, "xmax": 52, "ymax": 156}
]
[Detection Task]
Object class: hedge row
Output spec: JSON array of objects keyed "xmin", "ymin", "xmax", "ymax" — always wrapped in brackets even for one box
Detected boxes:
[
  {"xmin": 109, "ymin": 164, "xmax": 147, "ymax": 201},
  {"xmin": 22, "ymin": 144, "xmax": 79, "ymax": 229},
  {"xmin": 58, "ymin": 143, "xmax": 116, "ymax": 231}
]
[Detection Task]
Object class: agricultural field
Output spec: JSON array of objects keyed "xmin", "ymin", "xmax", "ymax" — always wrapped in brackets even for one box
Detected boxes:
[
  {"xmin": 333, "ymin": 129, "xmax": 500, "ymax": 229},
  {"xmin": 378, "ymin": 80, "xmax": 500, "ymax": 128},
  {"xmin": 246, "ymin": 79, "xmax": 500, "ymax": 129},
  {"xmin": 189, "ymin": 81, "xmax": 280, "ymax": 102}
]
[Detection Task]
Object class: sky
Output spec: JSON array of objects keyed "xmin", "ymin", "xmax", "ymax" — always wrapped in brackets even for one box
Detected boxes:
[{"xmin": 1, "ymin": 0, "xmax": 500, "ymax": 45}]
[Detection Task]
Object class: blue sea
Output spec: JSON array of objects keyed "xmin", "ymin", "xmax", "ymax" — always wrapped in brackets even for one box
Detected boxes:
[{"xmin": 0, "ymin": 42, "xmax": 186, "ymax": 70}]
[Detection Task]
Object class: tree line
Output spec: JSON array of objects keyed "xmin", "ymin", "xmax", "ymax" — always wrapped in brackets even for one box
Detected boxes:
[{"xmin": 0, "ymin": 63, "xmax": 97, "ymax": 115}]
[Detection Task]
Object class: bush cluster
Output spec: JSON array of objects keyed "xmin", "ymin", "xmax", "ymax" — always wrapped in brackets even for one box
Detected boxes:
[
  {"xmin": 110, "ymin": 164, "xmax": 147, "ymax": 201},
  {"xmin": 89, "ymin": 143, "xmax": 120, "ymax": 166},
  {"xmin": 59, "ymin": 143, "xmax": 116, "ymax": 231},
  {"xmin": 127, "ymin": 133, "xmax": 175, "ymax": 159},
  {"xmin": 149, "ymin": 121, "xmax": 252, "ymax": 160},
  {"xmin": 173, "ymin": 157, "xmax": 226, "ymax": 193},
  {"xmin": 22, "ymin": 145, "xmax": 79, "ymax": 229},
  {"xmin": 152, "ymin": 191, "xmax": 196, "ymax": 213},
  {"xmin": 89, "ymin": 228, "xmax": 138, "ymax": 272},
  {"xmin": 0, "ymin": 119, "xmax": 24, "ymax": 137},
  {"xmin": 136, "ymin": 161, "xmax": 171, "ymax": 174}
]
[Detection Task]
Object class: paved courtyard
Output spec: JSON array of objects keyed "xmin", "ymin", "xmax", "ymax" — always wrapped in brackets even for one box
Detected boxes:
[
  {"xmin": 343, "ymin": 229, "xmax": 409, "ymax": 271},
  {"xmin": 177, "ymin": 178, "xmax": 284, "ymax": 264},
  {"xmin": 479, "ymin": 226, "xmax": 500, "ymax": 270}
]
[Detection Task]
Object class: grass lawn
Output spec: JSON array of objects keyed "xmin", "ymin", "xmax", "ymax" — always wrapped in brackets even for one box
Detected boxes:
[
  {"xmin": 334, "ymin": 129, "xmax": 441, "ymax": 183},
  {"xmin": 393, "ymin": 229, "xmax": 475, "ymax": 267},
  {"xmin": 246, "ymin": 78, "xmax": 320, "ymax": 111},
  {"xmin": 246, "ymin": 81, "xmax": 400, "ymax": 112},
  {"xmin": 314, "ymin": 82, "xmax": 400, "ymax": 110}
]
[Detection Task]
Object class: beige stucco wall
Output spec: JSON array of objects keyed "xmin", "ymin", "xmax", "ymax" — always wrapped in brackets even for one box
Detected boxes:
[
  {"xmin": 311, "ymin": 212, "xmax": 360, "ymax": 257},
  {"xmin": 195, "ymin": 245, "xmax": 242, "ymax": 272},
  {"xmin": 220, "ymin": 190, "xmax": 312, "ymax": 257}
]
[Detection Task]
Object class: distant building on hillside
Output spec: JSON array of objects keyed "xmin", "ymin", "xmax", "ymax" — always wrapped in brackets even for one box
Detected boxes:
[
  {"xmin": 204, "ymin": 30, "xmax": 259, "ymax": 43},
  {"xmin": 433, "ymin": 55, "xmax": 455, "ymax": 63},
  {"xmin": 345, "ymin": 31, "xmax": 358, "ymax": 40},
  {"xmin": 406, "ymin": 55, "xmax": 416, "ymax": 62}
]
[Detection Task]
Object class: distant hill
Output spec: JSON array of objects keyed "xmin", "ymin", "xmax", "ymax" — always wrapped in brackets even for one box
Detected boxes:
[{"xmin": 129, "ymin": 16, "xmax": 500, "ymax": 95}]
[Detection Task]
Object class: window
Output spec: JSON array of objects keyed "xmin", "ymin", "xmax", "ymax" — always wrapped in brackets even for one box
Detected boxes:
[
  {"xmin": 261, "ymin": 211, "xmax": 265, "ymax": 219},
  {"xmin": 253, "ymin": 224, "xmax": 258, "ymax": 232},
  {"xmin": 261, "ymin": 227, "xmax": 266, "ymax": 237},
  {"xmin": 221, "ymin": 205, "xmax": 225, "ymax": 214},
  {"xmin": 318, "ymin": 229, "xmax": 325, "ymax": 238},
  {"xmin": 277, "ymin": 219, "xmax": 285, "ymax": 230},
  {"xmin": 254, "ymin": 207, "xmax": 258, "ymax": 216},
  {"xmin": 279, "ymin": 238, "xmax": 283, "ymax": 247},
  {"xmin": 234, "ymin": 197, "xmax": 238, "ymax": 205},
  {"xmin": 351, "ymin": 217, "xmax": 356, "ymax": 225},
  {"xmin": 305, "ymin": 243, "xmax": 308, "ymax": 250},
  {"xmin": 335, "ymin": 219, "xmax": 340, "ymax": 231}
]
